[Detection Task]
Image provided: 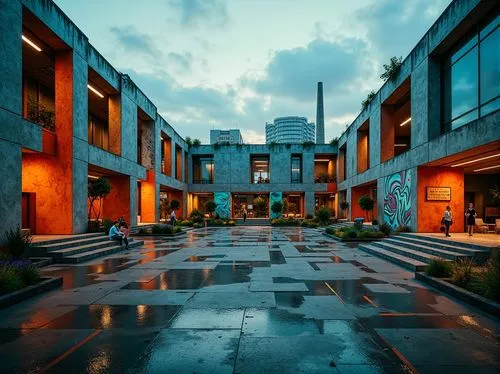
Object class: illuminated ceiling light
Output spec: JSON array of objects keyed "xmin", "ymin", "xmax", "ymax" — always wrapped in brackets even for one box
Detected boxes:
[
  {"xmin": 22, "ymin": 34, "xmax": 42, "ymax": 52},
  {"xmin": 394, "ymin": 144, "xmax": 408, "ymax": 147},
  {"xmin": 314, "ymin": 159, "xmax": 331, "ymax": 162},
  {"xmin": 87, "ymin": 84, "xmax": 104, "ymax": 98},
  {"xmin": 399, "ymin": 117, "xmax": 411, "ymax": 127},
  {"xmin": 451, "ymin": 153, "xmax": 500, "ymax": 167},
  {"xmin": 88, "ymin": 175, "xmax": 99, "ymax": 180},
  {"xmin": 473, "ymin": 164, "xmax": 500, "ymax": 172}
]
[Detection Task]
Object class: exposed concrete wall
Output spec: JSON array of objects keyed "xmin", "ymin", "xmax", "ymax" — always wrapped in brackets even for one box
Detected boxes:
[
  {"xmin": 120, "ymin": 92, "xmax": 137, "ymax": 162},
  {"xmin": 411, "ymin": 59, "xmax": 429, "ymax": 147},
  {"xmin": 0, "ymin": 139, "xmax": 21, "ymax": 242}
]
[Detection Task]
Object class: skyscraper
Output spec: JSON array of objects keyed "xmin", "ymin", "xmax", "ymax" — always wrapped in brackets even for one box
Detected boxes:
[{"xmin": 316, "ymin": 82, "xmax": 325, "ymax": 144}]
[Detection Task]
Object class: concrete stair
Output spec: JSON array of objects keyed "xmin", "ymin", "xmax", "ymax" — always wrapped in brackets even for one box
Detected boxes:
[
  {"xmin": 31, "ymin": 233, "xmax": 144, "ymax": 264},
  {"xmin": 358, "ymin": 233, "xmax": 491, "ymax": 272}
]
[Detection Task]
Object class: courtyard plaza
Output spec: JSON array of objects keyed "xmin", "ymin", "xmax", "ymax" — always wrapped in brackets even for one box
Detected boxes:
[{"xmin": 0, "ymin": 227, "xmax": 498, "ymax": 373}]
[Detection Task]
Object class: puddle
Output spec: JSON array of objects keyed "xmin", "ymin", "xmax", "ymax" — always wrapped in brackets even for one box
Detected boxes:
[
  {"xmin": 184, "ymin": 255, "xmax": 225, "ymax": 262},
  {"xmin": 123, "ymin": 269, "xmax": 211, "ymax": 290}
]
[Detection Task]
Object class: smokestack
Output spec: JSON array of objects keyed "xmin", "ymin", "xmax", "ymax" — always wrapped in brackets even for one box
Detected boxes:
[{"xmin": 316, "ymin": 82, "xmax": 325, "ymax": 144}]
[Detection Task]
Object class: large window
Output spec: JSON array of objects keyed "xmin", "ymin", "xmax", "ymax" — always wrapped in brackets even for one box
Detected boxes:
[
  {"xmin": 88, "ymin": 113, "xmax": 109, "ymax": 150},
  {"xmin": 251, "ymin": 156, "xmax": 270, "ymax": 184},
  {"xmin": 291, "ymin": 155, "xmax": 302, "ymax": 183},
  {"xmin": 193, "ymin": 156, "xmax": 214, "ymax": 184},
  {"xmin": 443, "ymin": 14, "xmax": 499, "ymax": 131}
]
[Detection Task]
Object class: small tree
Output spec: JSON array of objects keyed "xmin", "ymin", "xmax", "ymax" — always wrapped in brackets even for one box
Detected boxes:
[
  {"xmin": 359, "ymin": 195, "xmax": 375, "ymax": 220},
  {"xmin": 380, "ymin": 56, "xmax": 403, "ymax": 81},
  {"xmin": 192, "ymin": 139, "xmax": 201, "ymax": 147},
  {"xmin": 329, "ymin": 137, "xmax": 338, "ymax": 146},
  {"xmin": 205, "ymin": 201, "xmax": 217, "ymax": 217},
  {"xmin": 271, "ymin": 201, "xmax": 283, "ymax": 217},
  {"xmin": 170, "ymin": 199, "xmax": 180, "ymax": 212},
  {"xmin": 253, "ymin": 196, "xmax": 268, "ymax": 217},
  {"xmin": 185, "ymin": 137, "xmax": 193, "ymax": 148},
  {"xmin": 159, "ymin": 199, "xmax": 171, "ymax": 220},
  {"xmin": 316, "ymin": 207, "xmax": 332, "ymax": 226},
  {"xmin": 340, "ymin": 201, "xmax": 349, "ymax": 218},
  {"xmin": 88, "ymin": 178, "xmax": 111, "ymax": 228}
]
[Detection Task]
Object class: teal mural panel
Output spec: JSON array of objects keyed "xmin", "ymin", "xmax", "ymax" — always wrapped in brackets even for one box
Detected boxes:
[
  {"xmin": 383, "ymin": 170, "xmax": 411, "ymax": 228},
  {"xmin": 270, "ymin": 192, "xmax": 283, "ymax": 219},
  {"xmin": 214, "ymin": 192, "xmax": 230, "ymax": 219}
]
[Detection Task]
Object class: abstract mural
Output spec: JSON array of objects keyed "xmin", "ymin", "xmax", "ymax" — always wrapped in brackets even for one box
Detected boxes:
[
  {"xmin": 214, "ymin": 192, "xmax": 231, "ymax": 219},
  {"xmin": 270, "ymin": 192, "xmax": 283, "ymax": 219},
  {"xmin": 383, "ymin": 170, "xmax": 412, "ymax": 228}
]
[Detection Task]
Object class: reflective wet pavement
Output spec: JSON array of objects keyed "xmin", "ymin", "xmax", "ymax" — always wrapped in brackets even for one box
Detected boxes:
[{"xmin": 0, "ymin": 227, "xmax": 499, "ymax": 373}]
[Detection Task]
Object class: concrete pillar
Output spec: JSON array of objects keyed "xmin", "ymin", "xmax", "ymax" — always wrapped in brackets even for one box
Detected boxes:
[
  {"xmin": 377, "ymin": 178, "xmax": 385, "ymax": 224},
  {"xmin": 411, "ymin": 59, "xmax": 429, "ymax": 148},
  {"xmin": 369, "ymin": 97, "xmax": 381, "ymax": 168},
  {"xmin": 346, "ymin": 187, "xmax": 352, "ymax": 221},
  {"xmin": 129, "ymin": 176, "xmax": 138, "ymax": 226},
  {"xmin": 120, "ymin": 93, "xmax": 137, "ymax": 162},
  {"xmin": 0, "ymin": 139, "xmax": 21, "ymax": 242},
  {"xmin": 305, "ymin": 191, "xmax": 315, "ymax": 217}
]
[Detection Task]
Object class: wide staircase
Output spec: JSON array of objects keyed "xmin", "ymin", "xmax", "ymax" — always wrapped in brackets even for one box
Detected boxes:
[
  {"xmin": 30, "ymin": 233, "xmax": 144, "ymax": 264},
  {"xmin": 358, "ymin": 233, "xmax": 492, "ymax": 272}
]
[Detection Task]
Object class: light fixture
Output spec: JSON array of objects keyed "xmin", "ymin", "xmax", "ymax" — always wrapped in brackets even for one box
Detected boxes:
[
  {"xmin": 399, "ymin": 117, "xmax": 411, "ymax": 127},
  {"xmin": 394, "ymin": 144, "xmax": 408, "ymax": 147},
  {"xmin": 22, "ymin": 34, "xmax": 42, "ymax": 52},
  {"xmin": 88, "ymin": 175, "xmax": 99, "ymax": 180},
  {"xmin": 87, "ymin": 84, "xmax": 104, "ymax": 98},
  {"xmin": 451, "ymin": 153, "xmax": 500, "ymax": 167},
  {"xmin": 473, "ymin": 165, "xmax": 500, "ymax": 172},
  {"xmin": 314, "ymin": 159, "xmax": 330, "ymax": 162}
]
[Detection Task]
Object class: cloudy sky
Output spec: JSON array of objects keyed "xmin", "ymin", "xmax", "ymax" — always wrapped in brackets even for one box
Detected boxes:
[{"xmin": 54, "ymin": 0, "xmax": 451, "ymax": 143}]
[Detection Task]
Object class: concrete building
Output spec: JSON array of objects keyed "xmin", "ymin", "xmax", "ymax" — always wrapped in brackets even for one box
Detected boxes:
[
  {"xmin": 210, "ymin": 129, "xmax": 243, "ymax": 145},
  {"xmin": 337, "ymin": 0, "xmax": 499, "ymax": 233},
  {"xmin": 265, "ymin": 117, "xmax": 315, "ymax": 144}
]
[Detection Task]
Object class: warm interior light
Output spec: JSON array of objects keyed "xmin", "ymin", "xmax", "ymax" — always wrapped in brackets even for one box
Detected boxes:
[
  {"xmin": 88, "ymin": 175, "xmax": 99, "ymax": 180},
  {"xmin": 394, "ymin": 144, "xmax": 408, "ymax": 147},
  {"xmin": 473, "ymin": 164, "xmax": 500, "ymax": 172},
  {"xmin": 22, "ymin": 34, "xmax": 42, "ymax": 52},
  {"xmin": 451, "ymin": 153, "xmax": 500, "ymax": 167},
  {"xmin": 399, "ymin": 117, "xmax": 411, "ymax": 127},
  {"xmin": 87, "ymin": 84, "xmax": 104, "ymax": 98},
  {"xmin": 314, "ymin": 159, "xmax": 330, "ymax": 162}
]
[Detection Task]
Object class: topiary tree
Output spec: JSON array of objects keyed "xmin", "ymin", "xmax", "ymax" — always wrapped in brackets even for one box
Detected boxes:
[
  {"xmin": 189, "ymin": 209, "xmax": 204, "ymax": 223},
  {"xmin": 159, "ymin": 199, "xmax": 170, "ymax": 221},
  {"xmin": 340, "ymin": 201, "xmax": 349, "ymax": 218},
  {"xmin": 316, "ymin": 207, "xmax": 332, "ymax": 226},
  {"xmin": 170, "ymin": 199, "xmax": 180, "ymax": 212},
  {"xmin": 271, "ymin": 201, "xmax": 283, "ymax": 217},
  {"xmin": 204, "ymin": 201, "xmax": 217, "ymax": 217},
  {"xmin": 358, "ymin": 195, "xmax": 375, "ymax": 220},
  {"xmin": 88, "ymin": 178, "xmax": 111, "ymax": 229}
]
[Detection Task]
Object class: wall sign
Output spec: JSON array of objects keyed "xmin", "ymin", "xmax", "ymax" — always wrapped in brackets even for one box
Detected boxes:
[{"xmin": 426, "ymin": 187, "xmax": 451, "ymax": 201}]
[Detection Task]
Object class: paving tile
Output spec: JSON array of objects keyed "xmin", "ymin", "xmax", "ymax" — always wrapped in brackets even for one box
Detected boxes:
[
  {"xmin": 185, "ymin": 291, "xmax": 276, "ymax": 308},
  {"xmin": 170, "ymin": 308, "xmax": 244, "ymax": 329},
  {"xmin": 95, "ymin": 290, "xmax": 194, "ymax": 305},
  {"xmin": 363, "ymin": 284, "xmax": 411, "ymax": 294}
]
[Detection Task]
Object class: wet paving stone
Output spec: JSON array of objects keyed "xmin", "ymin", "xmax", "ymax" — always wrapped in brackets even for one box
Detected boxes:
[
  {"xmin": 42, "ymin": 305, "xmax": 180, "ymax": 329},
  {"xmin": 242, "ymin": 308, "xmax": 321, "ymax": 337},
  {"xmin": 170, "ymin": 308, "xmax": 244, "ymax": 329},
  {"xmin": 123, "ymin": 269, "xmax": 211, "ymax": 290}
]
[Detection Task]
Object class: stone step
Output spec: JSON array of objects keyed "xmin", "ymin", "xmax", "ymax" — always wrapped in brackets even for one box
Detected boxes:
[
  {"xmin": 56, "ymin": 240, "xmax": 144, "ymax": 264},
  {"xmin": 31, "ymin": 232, "xmax": 104, "ymax": 247},
  {"xmin": 358, "ymin": 244, "xmax": 429, "ymax": 272},
  {"xmin": 400, "ymin": 233, "xmax": 496, "ymax": 251},
  {"xmin": 371, "ymin": 241, "xmax": 469, "ymax": 264},
  {"xmin": 47, "ymin": 240, "xmax": 122, "ymax": 258},
  {"xmin": 33, "ymin": 235, "xmax": 110, "ymax": 251},
  {"xmin": 382, "ymin": 238, "xmax": 472, "ymax": 261}
]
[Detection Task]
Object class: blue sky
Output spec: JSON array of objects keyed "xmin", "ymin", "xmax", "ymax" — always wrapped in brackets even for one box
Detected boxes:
[{"xmin": 54, "ymin": 0, "xmax": 452, "ymax": 143}]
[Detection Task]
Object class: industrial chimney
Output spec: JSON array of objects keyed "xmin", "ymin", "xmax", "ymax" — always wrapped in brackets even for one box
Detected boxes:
[{"xmin": 316, "ymin": 82, "xmax": 325, "ymax": 144}]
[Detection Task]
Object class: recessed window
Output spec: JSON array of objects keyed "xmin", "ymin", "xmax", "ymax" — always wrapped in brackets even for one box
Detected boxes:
[
  {"xmin": 251, "ymin": 155, "xmax": 270, "ymax": 183},
  {"xmin": 193, "ymin": 155, "xmax": 214, "ymax": 184},
  {"xmin": 291, "ymin": 155, "xmax": 302, "ymax": 183}
]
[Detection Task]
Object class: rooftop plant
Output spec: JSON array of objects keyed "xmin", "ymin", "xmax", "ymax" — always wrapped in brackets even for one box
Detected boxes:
[
  {"xmin": 380, "ymin": 56, "xmax": 403, "ymax": 81},
  {"xmin": 361, "ymin": 91, "xmax": 376, "ymax": 110}
]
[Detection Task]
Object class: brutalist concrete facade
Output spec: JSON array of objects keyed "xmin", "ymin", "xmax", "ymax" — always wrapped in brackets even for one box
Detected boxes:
[{"xmin": 337, "ymin": 0, "xmax": 499, "ymax": 231}]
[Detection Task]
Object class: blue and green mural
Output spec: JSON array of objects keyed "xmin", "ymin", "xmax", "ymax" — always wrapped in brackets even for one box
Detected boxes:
[
  {"xmin": 383, "ymin": 171, "xmax": 411, "ymax": 228},
  {"xmin": 214, "ymin": 192, "xmax": 230, "ymax": 219},
  {"xmin": 270, "ymin": 192, "xmax": 283, "ymax": 219}
]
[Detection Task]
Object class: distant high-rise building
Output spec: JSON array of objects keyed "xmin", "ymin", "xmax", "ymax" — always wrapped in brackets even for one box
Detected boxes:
[
  {"xmin": 265, "ymin": 116, "xmax": 315, "ymax": 144},
  {"xmin": 210, "ymin": 129, "xmax": 243, "ymax": 144},
  {"xmin": 316, "ymin": 82, "xmax": 325, "ymax": 144}
]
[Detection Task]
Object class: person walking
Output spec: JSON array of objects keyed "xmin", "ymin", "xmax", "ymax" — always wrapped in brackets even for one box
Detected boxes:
[
  {"xmin": 443, "ymin": 206, "xmax": 453, "ymax": 237},
  {"xmin": 243, "ymin": 208, "xmax": 248, "ymax": 223},
  {"xmin": 170, "ymin": 208, "xmax": 177, "ymax": 226},
  {"xmin": 465, "ymin": 202, "xmax": 477, "ymax": 236}
]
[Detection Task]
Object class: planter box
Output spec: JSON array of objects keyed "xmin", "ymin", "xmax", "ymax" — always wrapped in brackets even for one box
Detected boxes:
[
  {"xmin": 323, "ymin": 232, "xmax": 385, "ymax": 242},
  {"xmin": 0, "ymin": 276, "xmax": 63, "ymax": 309},
  {"xmin": 415, "ymin": 272, "xmax": 500, "ymax": 319}
]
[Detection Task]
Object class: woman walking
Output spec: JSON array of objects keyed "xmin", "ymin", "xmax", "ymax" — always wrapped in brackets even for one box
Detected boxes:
[
  {"xmin": 465, "ymin": 202, "xmax": 476, "ymax": 236},
  {"xmin": 443, "ymin": 206, "xmax": 452, "ymax": 237}
]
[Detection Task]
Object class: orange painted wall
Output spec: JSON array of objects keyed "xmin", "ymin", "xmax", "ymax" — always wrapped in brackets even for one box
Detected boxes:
[
  {"xmin": 102, "ymin": 176, "xmax": 131, "ymax": 223},
  {"xmin": 21, "ymin": 51, "xmax": 74, "ymax": 234},
  {"xmin": 140, "ymin": 170, "xmax": 156, "ymax": 222},
  {"xmin": 351, "ymin": 184, "xmax": 377, "ymax": 221},
  {"xmin": 417, "ymin": 166, "xmax": 464, "ymax": 233}
]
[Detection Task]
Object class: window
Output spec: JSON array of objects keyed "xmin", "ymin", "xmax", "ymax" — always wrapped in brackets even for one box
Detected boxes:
[
  {"xmin": 88, "ymin": 113, "xmax": 109, "ymax": 150},
  {"xmin": 193, "ymin": 156, "xmax": 214, "ymax": 184},
  {"xmin": 291, "ymin": 155, "xmax": 302, "ymax": 183},
  {"xmin": 443, "ymin": 14, "xmax": 499, "ymax": 131},
  {"xmin": 251, "ymin": 156, "xmax": 270, "ymax": 183}
]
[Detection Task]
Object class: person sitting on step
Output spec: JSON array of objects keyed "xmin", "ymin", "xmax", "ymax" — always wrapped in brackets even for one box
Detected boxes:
[{"xmin": 109, "ymin": 220, "xmax": 129, "ymax": 249}]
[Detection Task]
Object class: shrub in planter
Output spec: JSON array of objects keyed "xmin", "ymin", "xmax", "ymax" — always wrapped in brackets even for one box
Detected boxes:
[
  {"xmin": 193, "ymin": 223, "xmax": 203, "ymax": 229},
  {"xmin": 357, "ymin": 230, "xmax": 385, "ymax": 239},
  {"xmin": 305, "ymin": 214, "xmax": 313, "ymax": 220},
  {"xmin": 16, "ymin": 263, "xmax": 41, "ymax": 285},
  {"xmin": 396, "ymin": 225, "xmax": 411, "ymax": 233},
  {"xmin": 426, "ymin": 258, "xmax": 452, "ymax": 278},
  {"xmin": 481, "ymin": 256, "xmax": 500, "ymax": 302},
  {"xmin": 451, "ymin": 259, "xmax": 474, "ymax": 288},
  {"xmin": 379, "ymin": 223, "xmax": 392, "ymax": 236},
  {"xmin": 5, "ymin": 226, "xmax": 32, "ymax": 259},
  {"xmin": 271, "ymin": 201, "xmax": 283, "ymax": 216},
  {"xmin": 371, "ymin": 219, "xmax": 379, "ymax": 225},
  {"xmin": 0, "ymin": 266, "xmax": 24, "ymax": 294},
  {"xmin": 315, "ymin": 207, "xmax": 332, "ymax": 226},
  {"xmin": 345, "ymin": 229, "xmax": 358, "ymax": 239},
  {"xmin": 179, "ymin": 220, "xmax": 194, "ymax": 227},
  {"xmin": 189, "ymin": 209, "xmax": 204, "ymax": 224},
  {"xmin": 227, "ymin": 220, "xmax": 236, "ymax": 226},
  {"xmin": 325, "ymin": 227, "xmax": 335, "ymax": 235}
]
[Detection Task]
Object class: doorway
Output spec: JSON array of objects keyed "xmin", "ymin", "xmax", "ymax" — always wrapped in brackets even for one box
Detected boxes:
[{"xmin": 22, "ymin": 192, "xmax": 36, "ymax": 234}]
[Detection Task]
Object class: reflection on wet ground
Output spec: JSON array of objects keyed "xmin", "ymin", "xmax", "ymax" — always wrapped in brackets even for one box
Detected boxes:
[{"xmin": 2, "ymin": 226, "xmax": 499, "ymax": 373}]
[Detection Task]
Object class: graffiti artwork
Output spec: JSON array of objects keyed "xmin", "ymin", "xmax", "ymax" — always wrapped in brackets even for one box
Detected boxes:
[
  {"xmin": 214, "ymin": 192, "xmax": 231, "ymax": 219},
  {"xmin": 383, "ymin": 171, "xmax": 411, "ymax": 228},
  {"xmin": 270, "ymin": 192, "xmax": 283, "ymax": 219}
]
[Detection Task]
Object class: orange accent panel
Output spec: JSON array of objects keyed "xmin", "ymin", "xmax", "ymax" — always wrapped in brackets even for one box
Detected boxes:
[
  {"xmin": 141, "ymin": 170, "xmax": 156, "ymax": 223},
  {"xmin": 102, "ymin": 176, "xmax": 131, "ymax": 223},
  {"xmin": 351, "ymin": 184, "xmax": 377, "ymax": 220},
  {"xmin": 417, "ymin": 166, "xmax": 464, "ymax": 233},
  {"xmin": 42, "ymin": 129, "xmax": 56, "ymax": 155}
]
